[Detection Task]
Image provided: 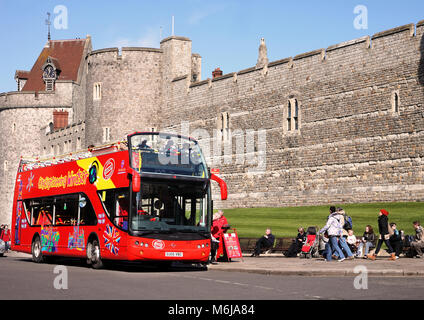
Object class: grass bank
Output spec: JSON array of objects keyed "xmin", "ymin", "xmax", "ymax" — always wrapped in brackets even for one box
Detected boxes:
[{"xmin": 221, "ymin": 202, "xmax": 424, "ymax": 239}]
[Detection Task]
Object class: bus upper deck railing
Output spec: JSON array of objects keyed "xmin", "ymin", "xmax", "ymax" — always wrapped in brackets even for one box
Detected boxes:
[{"xmin": 19, "ymin": 140, "xmax": 127, "ymax": 172}]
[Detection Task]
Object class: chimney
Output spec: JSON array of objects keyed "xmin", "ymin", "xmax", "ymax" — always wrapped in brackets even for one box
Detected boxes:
[
  {"xmin": 53, "ymin": 110, "xmax": 69, "ymax": 130},
  {"xmin": 212, "ymin": 68, "xmax": 223, "ymax": 79}
]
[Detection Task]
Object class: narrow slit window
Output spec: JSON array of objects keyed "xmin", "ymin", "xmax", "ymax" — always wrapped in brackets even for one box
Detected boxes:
[
  {"xmin": 294, "ymin": 100, "xmax": 299, "ymax": 130},
  {"xmin": 394, "ymin": 92, "xmax": 399, "ymax": 113},
  {"xmin": 287, "ymin": 101, "xmax": 292, "ymax": 131}
]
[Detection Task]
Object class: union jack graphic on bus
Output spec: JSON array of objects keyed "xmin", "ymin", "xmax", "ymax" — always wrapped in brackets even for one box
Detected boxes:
[{"xmin": 103, "ymin": 224, "xmax": 121, "ymax": 255}]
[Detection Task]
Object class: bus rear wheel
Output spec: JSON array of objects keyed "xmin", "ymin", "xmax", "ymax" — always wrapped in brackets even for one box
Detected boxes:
[
  {"xmin": 31, "ymin": 236, "xmax": 44, "ymax": 263},
  {"xmin": 87, "ymin": 239, "xmax": 103, "ymax": 269}
]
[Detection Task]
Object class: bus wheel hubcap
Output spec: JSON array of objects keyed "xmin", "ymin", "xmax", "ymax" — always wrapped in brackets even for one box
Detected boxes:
[{"xmin": 34, "ymin": 242, "xmax": 40, "ymax": 257}]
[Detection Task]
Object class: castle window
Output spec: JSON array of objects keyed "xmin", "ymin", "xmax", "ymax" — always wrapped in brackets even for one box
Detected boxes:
[
  {"xmin": 285, "ymin": 99, "xmax": 300, "ymax": 133},
  {"xmin": 103, "ymin": 127, "xmax": 111, "ymax": 143},
  {"xmin": 4, "ymin": 161, "xmax": 8, "ymax": 172},
  {"xmin": 76, "ymin": 137, "xmax": 81, "ymax": 150},
  {"xmin": 294, "ymin": 100, "xmax": 299, "ymax": 130},
  {"xmin": 94, "ymin": 83, "xmax": 102, "ymax": 100},
  {"xmin": 12, "ymin": 123, "xmax": 16, "ymax": 133},
  {"xmin": 64, "ymin": 141, "xmax": 68, "ymax": 153},
  {"xmin": 218, "ymin": 112, "xmax": 230, "ymax": 142},
  {"xmin": 392, "ymin": 91, "xmax": 400, "ymax": 114},
  {"xmin": 287, "ymin": 101, "xmax": 292, "ymax": 132},
  {"xmin": 45, "ymin": 79, "xmax": 54, "ymax": 91}
]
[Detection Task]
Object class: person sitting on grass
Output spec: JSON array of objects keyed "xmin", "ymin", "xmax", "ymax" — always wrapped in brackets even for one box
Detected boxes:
[
  {"xmin": 410, "ymin": 221, "xmax": 424, "ymax": 258},
  {"xmin": 251, "ymin": 228, "xmax": 275, "ymax": 257},
  {"xmin": 357, "ymin": 225, "xmax": 376, "ymax": 258}
]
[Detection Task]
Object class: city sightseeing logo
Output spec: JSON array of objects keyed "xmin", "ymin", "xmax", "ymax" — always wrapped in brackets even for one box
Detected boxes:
[{"xmin": 38, "ymin": 169, "xmax": 89, "ymax": 191}]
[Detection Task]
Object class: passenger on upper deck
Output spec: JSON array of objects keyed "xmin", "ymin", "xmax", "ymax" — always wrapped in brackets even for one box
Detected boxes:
[{"xmin": 138, "ymin": 140, "xmax": 151, "ymax": 149}]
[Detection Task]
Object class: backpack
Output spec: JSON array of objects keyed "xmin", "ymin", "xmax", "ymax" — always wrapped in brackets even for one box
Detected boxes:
[{"xmin": 343, "ymin": 215, "xmax": 353, "ymax": 230}]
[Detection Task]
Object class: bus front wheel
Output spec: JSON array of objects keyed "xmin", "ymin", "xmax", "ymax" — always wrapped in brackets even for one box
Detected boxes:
[
  {"xmin": 31, "ymin": 236, "xmax": 44, "ymax": 263},
  {"xmin": 87, "ymin": 239, "xmax": 103, "ymax": 269}
]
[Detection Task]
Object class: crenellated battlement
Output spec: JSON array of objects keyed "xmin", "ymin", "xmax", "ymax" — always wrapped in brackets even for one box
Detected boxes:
[
  {"xmin": 0, "ymin": 81, "xmax": 73, "ymax": 110},
  {"xmin": 87, "ymin": 46, "xmax": 163, "ymax": 64},
  {"xmin": 178, "ymin": 20, "xmax": 423, "ymax": 94}
]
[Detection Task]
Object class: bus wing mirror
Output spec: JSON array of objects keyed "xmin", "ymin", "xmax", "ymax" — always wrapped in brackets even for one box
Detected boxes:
[
  {"xmin": 128, "ymin": 169, "xmax": 141, "ymax": 193},
  {"xmin": 210, "ymin": 173, "xmax": 227, "ymax": 200},
  {"xmin": 132, "ymin": 173, "xmax": 140, "ymax": 193}
]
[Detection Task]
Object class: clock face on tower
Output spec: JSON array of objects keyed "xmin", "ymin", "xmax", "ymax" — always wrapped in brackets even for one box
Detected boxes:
[{"xmin": 43, "ymin": 65, "xmax": 56, "ymax": 79}]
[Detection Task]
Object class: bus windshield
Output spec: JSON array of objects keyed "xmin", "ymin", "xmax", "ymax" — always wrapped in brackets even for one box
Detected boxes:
[
  {"xmin": 129, "ymin": 133, "xmax": 207, "ymax": 178},
  {"xmin": 130, "ymin": 180, "xmax": 210, "ymax": 234}
]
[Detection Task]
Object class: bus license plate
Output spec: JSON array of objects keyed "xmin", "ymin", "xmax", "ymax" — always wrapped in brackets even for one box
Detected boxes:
[{"xmin": 165, "ymin": 252, "xmax": 183, "ymax": 257}]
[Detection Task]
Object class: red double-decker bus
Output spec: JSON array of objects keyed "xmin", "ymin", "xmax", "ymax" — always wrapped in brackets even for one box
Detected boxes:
[{"xmin": 11, "ymin": 132, "xmax": 227, "ymax": 269}]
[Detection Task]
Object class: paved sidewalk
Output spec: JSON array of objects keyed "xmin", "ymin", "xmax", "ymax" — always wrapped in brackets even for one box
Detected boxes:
[{"xmin": 208, "ymin": 254, "xmax": 424, "ymax": 277}]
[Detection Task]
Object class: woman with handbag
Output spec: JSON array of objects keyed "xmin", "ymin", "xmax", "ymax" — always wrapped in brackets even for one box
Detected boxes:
[{"xmin": 368, "ymin": 209, "xmax": 396, "ymax": 261}]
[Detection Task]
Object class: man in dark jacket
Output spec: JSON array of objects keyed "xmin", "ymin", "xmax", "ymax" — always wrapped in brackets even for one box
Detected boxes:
[
  {"xmin": 368, "ymin": 209, "xmax": 396, "ymax": 261},
  {"xmin": 251, "ymin": 228, "xmax": 275, "ymax": 257},
  {"xmin": 285, "ymin": 227, "xmax": 306, "ymax": 257},
  {"xmin": 389, "ymin": 223, "xmax": 403, "ymax": 259}
]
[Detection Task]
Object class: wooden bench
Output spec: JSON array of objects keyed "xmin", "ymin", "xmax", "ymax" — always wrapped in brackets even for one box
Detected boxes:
[{"xmin": 239, "ymin": 237, "xmax": 293, "ymax": 254}]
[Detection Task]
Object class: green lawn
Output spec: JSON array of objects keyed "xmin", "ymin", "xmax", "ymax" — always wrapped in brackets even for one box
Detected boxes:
[{"xmin": 220, "ymin": 202, "xmax": 424, "ymax": 239}]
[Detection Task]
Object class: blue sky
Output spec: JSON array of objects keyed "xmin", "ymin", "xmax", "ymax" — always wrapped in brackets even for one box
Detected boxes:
[{"xmin": 1, "ymin": 0, "xmax": 423, "ymax": 92}]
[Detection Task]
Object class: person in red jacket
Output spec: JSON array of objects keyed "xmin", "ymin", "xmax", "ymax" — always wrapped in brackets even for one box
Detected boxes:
[
  {"xmin": 1, "ymin": 225, "xmax": 11, "ymax": 251},
  {"xmin": 210, "ymin": 210, "xmax": 231, "ymax": 263},
  {"xmin": 210, "ymin": 212, "xmax": 222, "ymax": 264}
]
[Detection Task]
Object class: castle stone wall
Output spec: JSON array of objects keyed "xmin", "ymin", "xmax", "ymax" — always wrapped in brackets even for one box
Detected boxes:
[{"xmin": 161, "ymin": 22, "xmax": 424, "ymax": 209}]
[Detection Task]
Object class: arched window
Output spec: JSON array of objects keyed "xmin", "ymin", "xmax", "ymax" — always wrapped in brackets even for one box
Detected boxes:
[
  {"xmin": 294, "ymin": 99, "xmax": 299, "ymax": 130},
  {"xmin": 93, "ymin": 83, "xmax": 102, "ymax": 100},
  {"xmin": 218, "ymin": 112, "xmax": 230, "ymax": 142},
  {"xmin": 287, "ymin": 101, "xmax": 292, "ymax": 131},
  {"xmin": 286, "ymin": 99, "xmax": 300, "ymax": 132},
  {"xmin": 393, "ymin": 92, "xmax": 400, "ymax": 114}
]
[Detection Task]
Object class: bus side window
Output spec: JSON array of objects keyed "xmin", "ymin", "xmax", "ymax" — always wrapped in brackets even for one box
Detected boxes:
[
  {"xmin": 26, "ymin": 199, "xmax": 54, "ymax": 227},
  {"xmin": 54, "ymin": 194, "xmax": 79, "ymax": 226},
  {"xmin": 79, "ymin": 195, "xmax": 97, "ymax": 226},
  {"xmin": 115, "ymin": 192, "xmax": 129, "ymax": 230},
  {"xmin": 99, "ymin": 189, "xmax": 129, "ymax": 230}
]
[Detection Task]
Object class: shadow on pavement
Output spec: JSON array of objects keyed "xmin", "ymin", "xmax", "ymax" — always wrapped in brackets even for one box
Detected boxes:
[{"xmin": 15, "ymin": 255, "xmax": 208, "ymax": 273}]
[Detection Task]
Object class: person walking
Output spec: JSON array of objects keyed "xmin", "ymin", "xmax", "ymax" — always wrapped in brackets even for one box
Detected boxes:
[
  {"xmin": 336, "ymin": 209, "xmax": 354, "ymax": 260},
  {"xmin": 368, "ymin": 209, "xmax": 396, "ymax": 261},
  {"xmin": 319, "ymin": 207, "xmax": 346, "ymax": 262}
]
